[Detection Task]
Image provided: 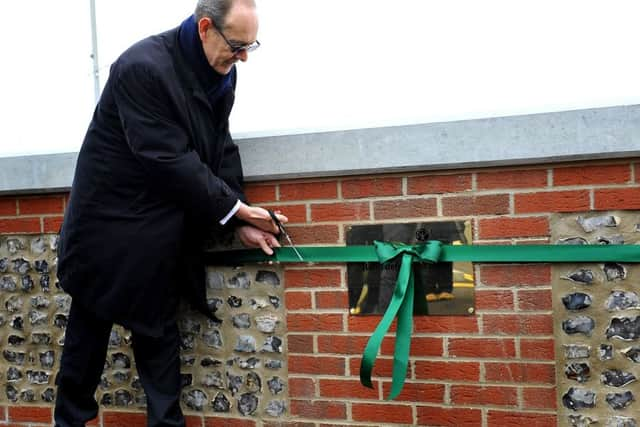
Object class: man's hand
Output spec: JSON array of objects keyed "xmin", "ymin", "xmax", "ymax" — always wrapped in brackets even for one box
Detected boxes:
[
  {"xmin": 235, "ymin": 202, "xmax": 287, "ymax": 234},
  {"xmin": 236, "ymin": 225, "xmax": 281, "ymax": 255}
]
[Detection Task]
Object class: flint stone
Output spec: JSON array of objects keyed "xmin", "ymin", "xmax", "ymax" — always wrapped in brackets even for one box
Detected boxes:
[
  {"xmin": 8, "ymin": 335, "xmax": 25, "ymax": 346},
  {"xmin": 562, "ymin": 387, "xmax": 596, "ymax": 411},
  {"xmin": 54, "ymin": 314, "xmax": 68, "ymax": 329},
  {"xmin": 135, "ymin": 392, "xmax": 147, "ymax": 407},
  {"xmin": 206, "ymin": 272, "xmax": 224, "ymax": 290},
  {"xmin": 115, "ymin": 389, "xmax": 133, "ymax": 406},
  {"xmin": 202, "ymin": 371, "xmax": 225, "ymax": 389},
  {"xmin": 565, "ymin": 363, "xmax": 590, "ymax": 383},
  {"xmin": 10, "ymin": 316, "xmax": 24, "ymax": 330},
  {"xmin": 20, "ymin": 389, "xmax": 36, "ymax": 402},
  {"xmin": 207, "ymin": 298, "xmax": 224, "ymax": 314},
  {"xmin": 622, "ymin": 346, "xmax": 640, "ymax": 362},
  {"xmin": 269, "ymin": 296, "xmax": 281, "ymax": 308},
  {"xmin": 267, "ymin": 376, "xmax": 285, "ymax": 394},
  {"xmin": 607, "ymin": 316, "xmax": 640, "ymax": 340},
  {"xmin": 0, "ymin": 257, "xmax": 8, "ymax": 272},
  {"xmin": 232, "ymin": 313, "xmax": 251, "ymax": 329},
  {"xmin": 31, "ymin": 237, "xmax": 47, "ymax": 254},
  {"xmin": 607, "ymin": 291, "xmax": 640, "ymax": 311},
  {"xmin": 558, "ymin": 237, "xmax": 588, "ymax": 245},
  {"xmin": 179, "ymin": 334, "xmax": 195, "ymax": 351},
  {"xmin": 7, "ymin": 367, "xmax": 22, "ymax": 382},
  {"xmin": 228, "ymin": 272, "xmax": 251, "ymax": 289},
  {"xmin": 606, "ymin": 417, "xmax": 638, "ymax": 427},
  {"xmin": 34, "ymin": 260, "xmax": 49, "ymax": 274},
  {"xmin": 256, "ymin": 270, "xmax": 280, "ymax": 286},
  {"xmin": 7, "ymin": 239, "xmax": 25, "ymax": 254},
  {"xmin": 180, "ymin": 354, "xmax": 195, "ymax": 367},
  {"xmin": 597, "ymin": 234, "xmax": 625, "ymax": 245},
  {"xmin": 606, "ymin": 391, "xmax": 635, "ymax": 410},
  {"xmin": 3, "ymin": 350, "xmax": 25, "ymax": 365},
  {"xmin": 600, "ymin": 344, "xmax": 614, "ymax": 361},
  {"xmin": 200, "ymin": 357, "xmax": 222, "ymax": 368},
  {"xmin": 235, "ymin": 336, "xmax": 256, "ymax": 353},
  {"xmin": 238, "ymin": 392, "xmax": 259, "ymax": 416},
  {"xmin": 6, "ymin": 385, "xmax": 18, "ymax": 402},
  {"xmin": 1, "ymin": 276, "xmax": 17, "ymax": 291},
  {"xmin": 235, "ymin": 356, "xmax": 260, "ymax": 369},
  {"xmin": 562, "ymin": 269, "xmax": 596, "ymax": 285},
  {"xmin": 562, "ymin": 293, "xmax": 592, "ymax": 311},
  {"xmin": 183, "ymin": 389, "xmax": 207, "ymax": 411},
  {"xmin": 40, "ymin": 350, "xmax": 54, "ymax": 368},
  {"xmin": 112, "ymin": 352, "xmax": 131, "ymax": 369},
  {"xmin": 203, "ymin": 329, "xmax": 223, "ymax": 348},
  {"xmin": 604, "ymin": 263, "xmax": 627, "ymax": 281},
  {"xmin": 577, "ymin": 215, "xmax": 620, "ymax": 233},
  {"xmin": 227, "ymin": 372, "xmax": 243, "ymax": 395},
  {"xmin": 563, "ymin": 316, "xmax": 595, "ymax": 336},
  {"xmin": 601, "ymin": 369, "xmax": 636, "ymax": 387},
  {"xmin": 256, "ymin": 314, "xmax": 279, "ymax": 333},
  {"xmin": 265, "ymin": 359, "xmax": 283, "ymax": 369},
  {"xmin": 227, "ymin": 296, "xmax": 242, "ymax": 308},
  {"xmin": 99, "ymin": 375, "xmax": 111, "ymax": 390},
  {"xmin": 113, "ymin": 371, "xmax": 130, "ymax": 384},
  {"xmin": 6, "ymin": 295, "xmax": 23, "ymax": 313},
  {"xmin": 32, "ymin": 333, "xmax": 51, "ymax": 345},
  {"xmin": 29, "ymin": 310, "xmax": 47, "ymax": 326},
  {"xmin": 40, "ymin": 274, "xmax": 50, "ymax": 292},
  {"xmin": 31, "ymin": 296, "xmax": 50, "ymax": 309},
  {"xmin": 50, "ymin": 235, "xmax": 59, "ymax": 251},
  {"xmin": 131, "ymin": 377, "xmax": 142, "ymax": 390},
  {"xmin": 21, "ymin": 275, "xmax": 34, "ymax": 292},
  {"xmin": 180, "ymin": 373, "xmax": 193, "ymax": 387},
  {"xmin": 100, "ymin": 393, "xmax": 112, "ymax": 405},
  {"xmin": 12, "ymin": 258, "xmax": 30, "ymax": 274},
  {"xmin": 55, "ymin": 295, "xmax": 71, "ymax": 312},
  {"xmin": 41, "ymin": 387, "xmax": 55, "ymax": 403},
  {"xmin": 27, "ymin": 370, "xmax": 50, "ymax": 385},
  {"xmin": 265, "ymin": 400, "xmax": 286, "ymax": 417},
  {"xmin": 246, "ymin": 371, "xmax": 261, "ymax": 392},
  {"xmin": 250, "ymin": 298, "xmax": 269, "ymax": 310},
  {"xmin": 212, "ymin": 392, "xmax": 231, "ymax": 412}
]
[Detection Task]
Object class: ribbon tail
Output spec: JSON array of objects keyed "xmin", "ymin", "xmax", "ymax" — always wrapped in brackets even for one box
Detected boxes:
[
  {"xmin": 360, "ymin": 253, "xmax": 413, "ymax": 390},
  {"xmin": 387, "ymin": 262, "xmax": 414, "ymax": 400}
]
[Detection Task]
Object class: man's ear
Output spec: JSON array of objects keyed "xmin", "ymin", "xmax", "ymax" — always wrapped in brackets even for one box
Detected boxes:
[{"xmin": 197, "ymin": 17, "xmax": 211, "ymax": 41}]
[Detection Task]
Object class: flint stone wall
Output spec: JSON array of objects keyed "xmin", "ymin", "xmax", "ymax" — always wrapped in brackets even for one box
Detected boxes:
[
  {"xmin": 554, "ymin": 211, "xmax": 640, "ymax": 427},
  {"xmin": 0, "ymin": 234, "xmax": 288, "ymax": 419}
]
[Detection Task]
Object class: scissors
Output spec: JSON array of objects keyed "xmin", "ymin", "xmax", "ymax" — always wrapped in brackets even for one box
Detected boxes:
[{"xmin": 268, "ymin": 210, "xmax": 304, "ymax": 261}]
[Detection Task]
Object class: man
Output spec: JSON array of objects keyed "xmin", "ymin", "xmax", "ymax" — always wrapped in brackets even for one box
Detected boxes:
[{"xmin": 54, "ymin": 1, "xmax": 282, "ymax": 426}]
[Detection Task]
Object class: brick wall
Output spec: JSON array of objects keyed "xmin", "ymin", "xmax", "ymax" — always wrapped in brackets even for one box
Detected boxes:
[{"xmin": 0, "ymin": 157, "xmax": 638, "ymax": 426}]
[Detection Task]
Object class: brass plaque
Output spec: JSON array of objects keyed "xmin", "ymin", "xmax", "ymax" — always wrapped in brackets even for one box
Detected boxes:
[{"xmin": 347, "ymin": 221, "xmax": 475, "ymax": 316}]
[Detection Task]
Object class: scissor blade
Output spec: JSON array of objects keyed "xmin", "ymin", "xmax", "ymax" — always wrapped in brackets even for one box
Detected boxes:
[{"xmin": 284, "ymin": 234, "xmax": 304, "ymax": 261}]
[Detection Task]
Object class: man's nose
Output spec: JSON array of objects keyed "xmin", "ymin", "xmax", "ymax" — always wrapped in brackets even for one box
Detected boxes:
[{"xmin": 236, "ymin": 49, "xmax": 249, "ymax": 62}]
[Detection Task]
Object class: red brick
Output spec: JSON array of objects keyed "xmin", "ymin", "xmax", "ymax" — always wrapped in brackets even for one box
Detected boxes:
[
  {"xmin": 204, "ymin": 417, "xmax": 257, "ymax": 427},
  {"xmin": 243, "ymin": 183, "xmax": 277, "ymax": 203},
  {"xmin": 0, "ymin": 217, "xmax": 41, "ymax": 234},
  {"xmin": 18, "ymin": 195, "xmax": 65, "ymax": 215},
  {"xmin": 451, "ymin": 385, "xmax": 518, "ymax": 406},
  {"xmin": 342, "ymin": 177, "xmax": 402, "ymax": 199},
  {"xmin": 480, "ymin": 264, "xmax": 551, "ymax": 286},
  {"xmin": 264, "ymin": 423, "xmax": 312, "ymax": 427},
  {"xmin": 475, "ymin": 289, "xmax": 515, "ymax": 311},
  {"xmin": 348, "ymin": 356, "xmax": 406, "ymax": 380},
  {"xmin": 402, "ymin": 336, "xmax": 444, "ymax": 357},
  {"xmin": 287, "ymin": 224, "xmax": 340, "ymax": 244},
  {"xmin": 479, "ymin": 216, "xmax": 549, "ymax": 239},
  {"xmin": 407, "ymin": 174, "xmax": 472, "ymax": 194},
  {"xmin": 417, "ymin": 406, "xmax": 482, "ymax": 427},
  {"xmin": 594, "ymin": 187, "xmax": 640, "ymax": 210},
  {"xmin": 8, "ymin": 406, "xmax": 52, "ymax": 423},
  {"xmin": 43, "ymin": 216, "xmax": 64, "ymax": 233},
  {"xmin": 483, "ymin": 314, "xmax": 553, "ymax": 335},
  {"xmin": 288, "ymin": 334, "xmax": 314, "ymax": 353},
  {"xmin": 477, "ymin": 169, "xmax": 548, "ymax": 190},
  {"xmin": 318, "ymin": 335, "xmax": 368, "ymax": 354},
  {"xmin": 316, "ymin": 290, "xmax": 349, "ymax": 309},
  {"xmin": 348, "ymin": 315, "xmax": 392, "ymax": 333},
  {"xmin": 310, "ymin": 201, "xmax": 370, "ymax": 221},
  {"xmin": 381, "ymin": 382, "xmax": 445, "ymax": 403},
  {"xmin": 270, "ymin": 204, "xmax": 306, "ymax": 223},
  {"xmin": 185, "ymin": 415, "xmax": 204, "ymax": 427},
  {"xmin": 554, "ymin": 163, "xmax": 631, "ymax": 186},
  {"xmin": 636, "ymin": 163, "xmax": 640, "ymax": 183},
  {"xmin": 485, "ymin": 362, "xmax": 556, "ymax": 384},
  {"xmin": 284, "ymin": 268, "xmax": 341, "ymax": 288},
  {"xmin": 285, "ymin": 290, "xmax": 313, "ymax": 310},
  {"xmin": 0, "ymin": 197, "xmax": 17, "ymax": 215},
  {"xmin": 288, "ymin": 355, "xmax": 345, "ymax": 375},
  {"xmin": 287, "ymin": 313, "xmax": 343, "ymax": 332},
  {"xmin": 448, "ymin": 338, "xmax": 516, "ymax": 358},
  {"xmin": 515, "ymin": 190, "xmax": 590, "ymax": 213},
  {"xmin": 352, "ymin": 403, "xmax": 413, "ymax": 424},
  {"xmin": 289, "ymin": 377, "xmax": 316, "ymax": 398},
  {"xmin": 521, "ymin": 338, "xmax": 555, "ymax": 360},
  {"xmin": 101, "ymin": 411, "xmax": 147, "ymax": 427},
  {"xmin": 280, "ymin": 181, "xmax": 338, "ymax": 201},
  {"xmin": 442, "ymin": 194, "xmax": 510, "ymax": 216},
  {"xmin": 487, "ymin": 410, "xmax": 556, "ymax": 427},
  {"xmin": 373, "ymin": 198, "xmax": 437, "ymax": 220},
  {"xmin": 290, "ymin": 400, "xmax": 347, "ymax": 419},
  {"xmin": 318, "ymin": 379, "xmax": 379, "ymax": 400},
  {"xmin": 523, "ymin": 386, "xmax": 557, "ymax": 409},
  {"xmin": 414, "ymin": 316, "xmax": 479, "ymax": 333},
  {"xmin": 415, "ymin": 361, "xmax": 480, "ymax": 381},
  {"xmin": 517, "ymin": 289, "xmax": 552, "ymax": 311}
]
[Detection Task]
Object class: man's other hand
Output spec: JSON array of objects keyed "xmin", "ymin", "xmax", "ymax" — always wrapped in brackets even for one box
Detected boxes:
[
  {"xmin": 235, "ymin": 202, "xmax": 287, "ymax": 234},
  {"xmin": 236, "ymin": 225, "xmax": 281, "ymax": 255}
]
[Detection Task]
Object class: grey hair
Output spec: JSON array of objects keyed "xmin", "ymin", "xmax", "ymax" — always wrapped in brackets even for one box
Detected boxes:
[{"xmin": 195, "ymin": 0, "xmax": 255, "ymax": 30}]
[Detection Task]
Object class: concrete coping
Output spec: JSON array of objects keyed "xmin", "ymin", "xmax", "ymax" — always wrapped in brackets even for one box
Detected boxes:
[{"xmin": 1, "ymin": 104, "xmax": 639, "ymax": 195}]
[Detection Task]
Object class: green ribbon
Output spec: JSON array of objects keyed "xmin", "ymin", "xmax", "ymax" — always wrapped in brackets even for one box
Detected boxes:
[{"xmin": 206, "ymin": 242, "xmax": 640, "ymax": 400}]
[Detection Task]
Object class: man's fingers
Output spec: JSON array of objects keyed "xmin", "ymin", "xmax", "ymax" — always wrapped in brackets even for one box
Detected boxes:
[
  {"xmin": 265, "ymin": 234, "xmax": 281, "ymax": 248},
  {"xmin": 258, "ymin": 236, "xmax": 274, "ymax": 255}
]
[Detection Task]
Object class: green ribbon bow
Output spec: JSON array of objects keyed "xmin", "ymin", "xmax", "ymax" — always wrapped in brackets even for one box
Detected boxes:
[{"xmin": 359, "ymin": 240, "xmax": 443, "ymax": 400}]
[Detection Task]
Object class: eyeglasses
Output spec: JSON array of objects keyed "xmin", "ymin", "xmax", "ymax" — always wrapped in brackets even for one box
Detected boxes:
[{"xmin": 209, "ymin": 19, "xmax": 260, "ymax": 55}]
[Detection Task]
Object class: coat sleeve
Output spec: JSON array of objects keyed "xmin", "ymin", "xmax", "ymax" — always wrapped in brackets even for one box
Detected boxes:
[{"xmin": 112, "ymin": 62, "xmax": 239, "ymax": 223}]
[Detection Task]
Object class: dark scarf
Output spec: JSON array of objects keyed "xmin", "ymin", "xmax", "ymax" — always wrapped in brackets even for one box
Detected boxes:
[{"xmin": 178, "ymin": 14, "xmax": 234, "ymax": 106}]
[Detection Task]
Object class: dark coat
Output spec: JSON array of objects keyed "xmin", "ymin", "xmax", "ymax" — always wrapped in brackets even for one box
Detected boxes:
[{"xmin": 57, "ymin": 24, "xmax": 246, "ymax": 336}]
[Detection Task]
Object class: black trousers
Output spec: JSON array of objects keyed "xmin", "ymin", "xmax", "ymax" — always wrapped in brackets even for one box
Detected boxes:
[{"xmin": 54, "ymin": 301, "xmax": 185, "ymax": 427}]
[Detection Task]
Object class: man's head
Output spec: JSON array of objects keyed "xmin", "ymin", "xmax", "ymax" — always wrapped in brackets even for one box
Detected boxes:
[{"xmin": 195, "ymin": 0, "xmax": 259, "ymax": 75}]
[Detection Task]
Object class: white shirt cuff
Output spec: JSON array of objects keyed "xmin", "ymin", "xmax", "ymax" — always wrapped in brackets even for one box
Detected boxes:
[{"xmin": 219, "ymin": 200, "xmax": 241, "ymax": 225}]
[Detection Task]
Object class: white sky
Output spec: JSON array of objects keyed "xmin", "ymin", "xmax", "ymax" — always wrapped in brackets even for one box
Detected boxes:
[{"xmin": 1, "ymin": 0, "xmax": 639, "ymax": 158}]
